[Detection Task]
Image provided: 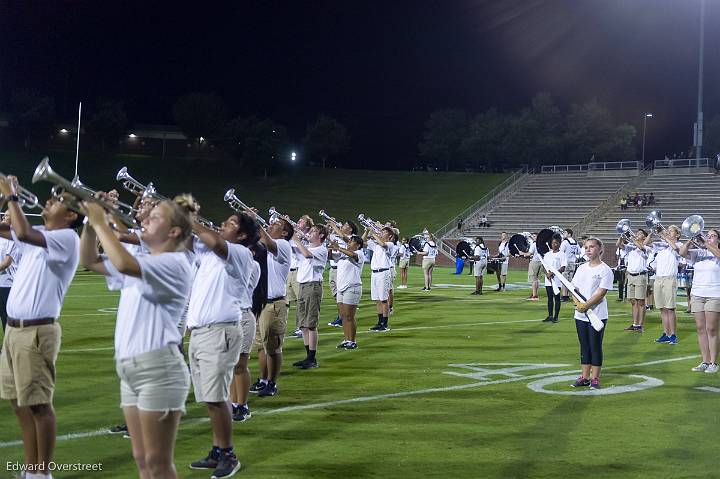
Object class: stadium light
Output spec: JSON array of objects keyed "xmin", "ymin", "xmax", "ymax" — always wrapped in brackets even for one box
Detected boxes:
[
  {"xmin": 59, "ymin": 128, "xmax": 69, "ymax": 134},
  {"xmin": 291, "ymin": 151, "xmax": 297, "ymax": 162},
  {"xmin": 128, "ymin": 133, "xmax": 137, "ymax": 139},
  {"xmin": 642, "ymin": 113, "xmax": 653, "ymax": 165}
]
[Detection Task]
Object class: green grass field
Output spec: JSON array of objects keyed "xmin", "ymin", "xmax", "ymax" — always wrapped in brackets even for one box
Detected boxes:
[{"xmin": 0, "ymin": 265, "xmax": 717, "ymax": 479}]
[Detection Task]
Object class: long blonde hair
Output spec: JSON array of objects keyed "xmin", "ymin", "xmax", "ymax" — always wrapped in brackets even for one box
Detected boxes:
[{"xmin": 165, "ymin": 194, "xmax": 199, "ymax": 243}]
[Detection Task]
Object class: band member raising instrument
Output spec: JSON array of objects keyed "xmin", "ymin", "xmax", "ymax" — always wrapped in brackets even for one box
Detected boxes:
[
  {"xmin": 326, "ymin": 220, "xmax": 359, "ymax": 328},
  {"xmin": 0, "ymin": 176, "xmax": 82, "ymax": 479},
  {"xmin": 471, "ymin": 236, "xmax": 489, "ymax": 295},
  {"xmin": 291, "ymin": 224, "xmax": 328, "ymax": 369},
  {"xmin": 570, "ymin": 237, "xmax": 614, "ymax": 389},
  {"xmin": 416, "ymin": 231, "xmax": 437, "ymax": 291},
  {"xmin": 364, "ymin": 226, "xmax": 397, "ymax": 331},
  {"xmin": 559, "ymin": 229, "xmax": 580, "ymax": 301},
  {"xmin": 495, "ymin": 231, "xmax": 510, "ymax": 291},
  {"xmin": 80, "ymin": 195, "xmax": 196, "ymax": 479},
  {"xmin": 184, "ymin": 212, "xmax": 261, "ymax": 476},
  {"xmin": 679, "ymin": 228, "xmax": 720, "ymax": 373},
  {"xmin": 520, "ymin": 233, "xmax": 541, "ymax": 300},
  {"xmin": 618, "ymin": 229, "xmax": 650, "ymax": 332},
  {"xmin": 397, "ymin": 237, "xmax": 412, "ymax": 289},
  {"xmin": 287, "ymin": 215, "xmax": 312, "ymax": 338},
  {"xmin": 328, "ymin": 235, "xmax": 366, "ymax": 349},
  {"xmin": 0, "ymin": 211, "xmax": 20, "ymax": 333},
  {"xmin": 543, "ymin": 234, "xmax": 567, "ymax": 323}
]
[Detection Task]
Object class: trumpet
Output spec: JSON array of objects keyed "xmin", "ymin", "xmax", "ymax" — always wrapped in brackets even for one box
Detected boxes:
[
  {"xmin": 549, "ymin": 225, "xmax": 567, "ymax": 236},
  {"xmin": 681, "ymin": 214, "xmax": 706, "ymax": 248},
  {"xmin": 319, "ymin": 209, "xmax": 342, "ymax": 228},
  {"xmin": 616, "ymin": 219, "xmax": 635, "ymax": 241},
  {"xmin": 357, "ymin": 213, "xmax": 382, "ymax": 234},
  {"xmin": 72, "ymin": 175, "xmax": 137, "ymax": 215},
  {"xmin": 269, "ymin": 207, "xmax": 296, "ymax": 229},
  {"xmin": 645, "ymin": 210, "xmax": 665, "ymax": 234},
  {"xmin": 224, "ymin": 188, "xmax": 268, "ymax": 227},
  {"xmin": 32, "ymin": 158, "xmax": 138, "ymax": 228},
  {"xmin": 195, "ymin": 215, "xmax": 220, "ymax": 233},
  {"xmin": 0, "ymin": 171, "xmax": 41, "ymax": 210},
  {"xmin": 116, "ymin": 167, "xmax": 166, "ymax": 202}
]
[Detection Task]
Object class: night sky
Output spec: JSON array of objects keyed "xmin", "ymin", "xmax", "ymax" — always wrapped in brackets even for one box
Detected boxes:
[{"xmin": 1, "ymin": 0, "xmax": 717, "ymax": 167}]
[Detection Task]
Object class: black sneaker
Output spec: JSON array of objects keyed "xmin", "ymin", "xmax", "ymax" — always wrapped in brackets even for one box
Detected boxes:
[
  {"xmin": 344, "ymin": 341, "xmax": 358, "ymax": 350},
  {"xmin": 369, "ymin": 323, "xmax": 383, "ymax": 331},
  {"xmin": 292, "ymin": 358, "xmax": 307, "ymax": 367},
  {"xmin": 298, "ymin": 359, "xmax": 318, "ymax": 369},
  {"xmin": 108, "ymin": 423, "xmax": 128, "ymax": 434},
  {"xmin": 551, "ymin": 317, "xmax": 559, "ymax": 323},
  {"xmin": 212, "ymin": 451, "xmax": 241, "ymax": 479},
  {"xmin": 232, "ymin": 405, "xmax": 251, "ymax": 422},
  {"xmin": 190, "ymin": 448, "xmax": 221, "ymax": 470},
  {"xmin": 257, "ymin": 381, "xmax": 277, "ymax": 397},
  {"xmin": 337, "ymin": 340, "xmax": 349, "ymax": 349},
  {"xmin": 542, "ymin": 316, "xmax": 553, "ymax": 322},
  {"xmin": 249, "ymin": 379, "xmax": 265, "ymax": 394}
]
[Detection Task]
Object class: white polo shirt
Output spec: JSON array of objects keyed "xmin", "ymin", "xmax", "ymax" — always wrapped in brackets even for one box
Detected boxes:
[
  {"xmin": 240, "ymin": 260, "xmax": 261, "ymax": 310},
  {"xmin": 560, "ymin": 238, "xmax": 579, "ymax": 265},
  {"xmin": 369, "ymin": 240, "xmax": 394, "ymax": 270},
  {"xmin": 498, "ymin": 240, "xmax": 509, "ymax": 257},
  {"xmin": 688, "ymin": 249, "xmax": 720, "ymax": 298},
  {"xmin": 422, "ymin": 241, "xmax": 438, "ymax": 259},
  {"xmin": 624, "ymin": 244, "xmax": 648, "ymax": 274},
  {"xmin": 650, "ymin": 242, "xmax": 682, "ymax": 278},
  {"xmin": 529, "ymin": 242, "xmax": 541, "ymax": 262},
  {"xmin": 473, "ymin": 244, "xmax": 489, "ymax": 262},
  {"xmin": 337, "ymin": 250, "xmax": 365, "ymax": 292},
  {"xmin": 7, "ymin": 227, "xmax": 79, "ymax": 320},
  {"xmin": 0, "ymin": 237, "xmax": 20, "ymax": 288},
  {"xmin": 543, "ymin": 250, "xmax": 567, "ymax": 287},
  {"xmin": 104, "ymin": 251, "xmax": 192, "ymax": 360},
  {"xmin": 295, "ymin": 243, "xmax": 328, "ymax": 284},
  {"xmin": 186, "ymin": 241, "xmax": 254, "ymax": 329},
  {"xmin": 398, "ymin": 244, "xmax": 411, "ymax": 260},
  {"xmin": 267, "ymin": 239, "xmax": 292, "ymax": 299},
  {"xmin": 571, "ymin": 261, "xmax": 614, "ymax": 321}
]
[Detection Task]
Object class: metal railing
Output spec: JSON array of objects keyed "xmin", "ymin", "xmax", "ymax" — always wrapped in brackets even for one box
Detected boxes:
[
  {"xmin": 540, "ymin": 164, "xmax": 588, "ymax": 173},
  {"xmin": 587, "ymin": 161, "xmax": 640, "ymax": 171},
  {"xmin": 654, "ymin": 158, "xmax": 710, "ymax": 168},
  {"xmin": 433, "ymin": 166, "xmax": 529, "ymax": 240}
]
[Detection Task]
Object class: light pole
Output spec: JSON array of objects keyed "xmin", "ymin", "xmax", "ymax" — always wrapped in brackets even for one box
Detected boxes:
[
  {"xmin": 694, "ymin": 0, "xmax": 705, "ymax": 159},
  {"xmin": 642, "ymin": 113, "xmax": 653, "ymax": 166}
]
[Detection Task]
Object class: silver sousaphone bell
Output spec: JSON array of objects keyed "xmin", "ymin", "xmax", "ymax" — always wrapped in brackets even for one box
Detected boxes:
[{"xmin": 681, "ymin": 214, "xmax": 706, "ymax": 248}]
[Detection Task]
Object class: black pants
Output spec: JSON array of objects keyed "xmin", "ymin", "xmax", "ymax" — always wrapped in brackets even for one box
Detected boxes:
[
  {"xmin": 545, "ymin": 286, "xmax": 561, "ymax": 319},
  {"xmin": 575, "ymin": 318, "xmax": 607, "ymax": 366},
  {"xmin": 617, "ymin": 272, "xmax": 627, "ymax": 300},
  {"xmin": 0, "ymin": 287, "xmax": 9, "ymax": 332}
]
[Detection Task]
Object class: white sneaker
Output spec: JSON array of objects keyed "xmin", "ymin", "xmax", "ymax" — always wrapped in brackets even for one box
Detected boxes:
[
  {"xmin": 705, "ymin": 363, "xmax": 720, "ymax": 373},
  {"xmin": 692, "ymin": 362, "xmax": 710, "ymax": 372}
]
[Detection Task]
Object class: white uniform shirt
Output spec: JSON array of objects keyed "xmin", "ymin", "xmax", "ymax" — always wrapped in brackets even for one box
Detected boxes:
[
  {"xmin": 529, "ymin": 242, "xmax": 541, "ymax": 262},
  {"xmin": 328, "ymin": 233, "xmax": 345, "ymax": 266},
  {"xmin": 498, "ymin": 240, "xmax": 509, "ymax": 257},
  {"xmin": 337, "ymin": 250, "xmax": 365, "ymax": 292},
  {"xmin": 268, "ymin": 239, "xmax": 292, "ymax": 299},
  {"xmin": 240, "ymin": 260, "xmax": 261, "ymax": 310},
  {"xmin": 624, "ymin": 244, "xmax": 648, "ymax": 274},
  {"xmin": 560, "ymin": 239, "xmax": 579, "ymax": 266},
  {"xmin": 369, "ymin": 240, "xmax": 394, "ymax": 270},
  {"xmin": 543, "ymin": 250, "xmax": 568, "ymax": 288},
  {"xmin": 571, "ymin": 261, "xmax": 614, "ymax": 321},
  {"xmin": 295, "ymin": 243, "xmax": 328, "ymax": 283},
  {"xmin": 422, "ymin": 241, "xmax": 438, "ymax": 259},
  {"xmin": 104, "ymin": 252, "xmax": 192, "ymax": 360},
  {"xmin": 651, "ymin": 242, "xmax": 681, "ymax": 278},
  {"xmin": 388, "ymin": 242, "xmax": 400, "ymax": 266},
  {"xmin": 186, "ymin": 241, "xmax": 254, "ymax": 329},
  {"xmin": 473, "ymin": 244, "xmax": 489, "ymax": 262},
  {"xmin": 0, "ymin": 236, "xmax": 20, "ymax": 288},
  {"xmin": 399, "ymin": 244, "xmax": 411, "ymax": 260},
  {"xmin": 8, "ymin": 227, "xmax": 79, "ymax": 320},
  {"xmin": 688, "ymin": 249, "xmax": 720, "ymax": 298}
]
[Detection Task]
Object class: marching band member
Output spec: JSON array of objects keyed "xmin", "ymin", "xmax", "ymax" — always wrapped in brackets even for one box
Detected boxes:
[
  {"xmin": 364, "ymin": 226, "xmax": 397, "ymax": 331},
  {"xmin": 387, "ymin": 223, "xmax": 400, "ymax": 314},
  {"xmin": 80, "ymin": 195, "xmax": 195, "ymax": 479},
  {"xmin": 494, "ymin": 231, "xmax": 510, "ymax": 292},
  {"xmin": 327, "ymin": 220, "xmax": 358, "ymax": 328},
  {"xmin": 645, "ymin": 225, "xmax": 682, "ymax": 345},
  {"xmin": 680, "ymin": 229, "xmax": 720, "ymax": 373},
  {"xmin": 559, "ymin": 229, "xmax": 580, "ymax": 301},
  {"xmin": 615, "ymin": 240, "xmax": 628, "ymax": 301},
  {"xmin": 185, "ymin": 213, "xmax": 259, "ymax": 477},
  {"xmin": 0, "ymin": 211, "xmax": 20, "ymax": 333},
  {"xmin": 521, "ymin": 233, "xmax": 542, "ymax": 301},
  {"xmin": 291, "ymin": 224, "xmax": 328, "ymax": 369},
  {"xmin": 618, "ymin": 229, "xmax": 650, "ymax": 332},
  {"xmin": 329, "ymin": 235, "xmax": 366, "ymax": 349},
  {"xmin": 543, "ymin": 234, "xmax": 567, "ymax": 323},
  {"xmin": 0, "ymin": 177, "xmax": 81, "ymax": 479},
  {"xmin": 287, "ymin": 215, "xmax": 313, "ymax": 338},
  {"xmin": 416, "ymin": 231, "xmax": 437, "ymax": 291},
  {"xmin": 570, "ymin": 238, "xmax": 613, "ymax": 390},
  {"xmin": 471, "ymin": 236, "xmax": 489, "ymax": 295},
  {"xmin": 397, "ymin": 237, "xmax": 411, "ymax": 289}
]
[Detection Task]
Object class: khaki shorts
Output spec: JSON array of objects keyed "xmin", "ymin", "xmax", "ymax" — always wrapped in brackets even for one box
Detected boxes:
[
  {"xmin": 371, "ymin": 270, "xmax": 392, "ymax": 301},
  {"xmin": 116, "ymin": 345, "xmax": 190, "ymax": 413},
  {"xmin": 189, "ymin": 323, "xmax": 242, "ymax": 403},
  {"xmin": 500, "ymin": 259, "xmax": 508, "ymax": 276},
  {"xmin": 256, "ymin": 299, "xmax": 288, "ymax": 354},
  {"xmin": 338, "ymin": 284, "xmax": 362, "ymax": 305},
  {"xmin": 398, "ymin": 258, "xmax": 410, "ymax": 269},
  {"xmin": 473, "ymin": 260, "xmax": 487, "ymax": 277},
  {"xmin": 297, "ymin": 281, "xmax": 323, "ymax": 329},
  {"xmin": 563, "ymin": 262, "xmax": 576, "ymax": 282},
  {"xmin": 654, "ymin": 275, "xmax": 677, "ymax": 310},
  {"xmin": 691, "ymin": 295, "xmax": 720, "ymax": 313},
  {"xmin": 328, "ymin": 267, "xmax": 338, "ymax": 297},
  {"xmin": 286, "ymin": 269, "xmax": 300, "ymax": 302},
  {"xmin": 422, "ymin": 257, "xmax": 436, "ymax": 271},
  {"xmin": 528, "ymin": 260, "xmax": 544, "ymax": 281},
  {"xmin": 626, "ymin": 273, "xmax": 648, "ymax": 300},
  {"xmin": 239, "ymin": 309, "xmax": 256, "ymax": 356},
  {"xmin": 0, "ymin": 323, "xmax": 61, "ymax": 407}
]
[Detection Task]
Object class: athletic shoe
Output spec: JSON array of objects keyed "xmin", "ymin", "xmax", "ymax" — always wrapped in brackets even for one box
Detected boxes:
[
  {"xmin": 398, "ymin": 285, "xmax": 407, "ymax": 289},
  {"xmin": 705, "ymin": 363, "xmax": 720, "ymax": 374},
  {"xmin": 527, "ymin": 296, "xmax": 539, "ymax": 301},
  {"xmin": 494, "ymin": 286, "xmax": 502, "ymax": 292},
  {"xmin": 389, "ymin": 307, "xmax": 394, "ymax": 315},
  {"xmin": 551, "ymin": 317, "xmax": 559, "ymax": 323},
  {"xmin": 232, "ymin": 405, "xmax": 251, "ymax": 422},
  {"xmin": 370, "ymin": 324, "xmax": 390, "ymax": 332},
  {"xmin": 590, "ymin": 378, "xmax": 601, "ymax": 389},
  {"xmin": 692, "ymin": 362, "xmax": 710, "ymax": 372},
  {"xmin": 257, "ymin": 381, "xmax": 277, "ymax": 397},
  {"xmin": 249, "ymin": 379, "xmax": 266, "ymax": 394},
  {"xmin": 655, "ymin": 333, "xmax": 670, "ymax": 343},
  {"xmin": 108, "ymin": 423, "xmax": 128, "ymax": 434},
  {"xmin": 668, "ymin": 334, "xmax": 678, "ymax": 345},
  {"xmin": 292, "ymin": 358, "xmax": 307, "ymax": 367},
  {"xmin": 571, "ymin": 376, "xmax": 590, "ymax": 388},
  {"xmin": 212, "ymin": 451, "xmax": 241, "ymax": 479},
  {"xmin": 337, "ymin": 340, "xmax": 349, "ymax": 349},
  {"xmin": 542, "ymin": 316, "xmax": 553, "ymax": 322},
  {"xmin": 293, "ymin": 329, "xmax": 303, "ymax": 338},
  {"xmin": 190, "ymin": 448, "xmax": 220, "ymax": 470},
  {"xmin": 298, "ymin": 359, "xmax": 318, "ymax": 369},
  {"xmin": 344, "ymin": 341, "xmax": 358, "ymax": 350},
  {"xmin": 624, "ymin": 324, "xmax": 643, "ymax": 332},
  {"xmin": 328, "ymin": 317, "xmax": 343, "ymax": 327}
]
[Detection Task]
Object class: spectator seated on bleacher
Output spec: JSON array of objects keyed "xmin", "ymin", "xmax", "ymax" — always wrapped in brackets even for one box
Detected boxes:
[
  {"xmin": 648, "ymin": 192, "xmax": 656, "ymax": 205},
  {"xmin": 620, "ymin": 197, "xmax": 628, "ymax": 210},
  {"xmin": 478, "ymin": 214, "xmax": 491, "ymax": 228}
]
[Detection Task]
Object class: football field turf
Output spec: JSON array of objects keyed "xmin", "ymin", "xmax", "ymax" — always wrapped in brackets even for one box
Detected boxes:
[{"xmin": 0, "ymin": 266, "xmax": 717, "ymax": 479}]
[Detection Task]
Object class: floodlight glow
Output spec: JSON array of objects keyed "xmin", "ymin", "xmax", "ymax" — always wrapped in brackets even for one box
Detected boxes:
[
  {"xmin": 645, "ymin": 113, "xmax": 653, "ymax": 118},
  {"xmin": 128, "ymin": 133, "xmax": 137, "ymax": 138},
  {"xmin": 59, "ymin": 128, "xmax": 69, "ymax": 134}
]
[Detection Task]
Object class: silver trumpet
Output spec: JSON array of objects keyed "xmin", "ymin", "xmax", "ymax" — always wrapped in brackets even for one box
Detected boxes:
[
  {"xmin": 681, "ymin": 214, "xmax": 706, "ymax": 248},
  {"xmin": 116, "ymin": 167, "xmax": 167, "ymax": 201},
  {"xmin": 645, "ymin": 210, "xmax": 665, "ymax": 234},
  {"xmin": 33, "ymin": 158, "xmax": 138, "ymax": 228},
  {"xmin": 319, "ymin": 209, "xmax": 342, "ymax": 228},
  {"xmin": 224, "ymin": 188, "xmax": 267, "ymax": 227},
  {"xmin": 269, "ymin": 207, "xmax": 297, "ymax": 229},
  {"xmin": 0, "ymin": 171, "xmax": 41, "ymax": 210},
  {"xmin": 72, "ymin": 175, "xmax": 137, "ymax": 214},
  {"xmin": 357, "ymin": 213, "xmax": 382, "ymax": 234},
  {"xmin": 616, "ymin": 218, "xmax": 635, "ymax": 241}
]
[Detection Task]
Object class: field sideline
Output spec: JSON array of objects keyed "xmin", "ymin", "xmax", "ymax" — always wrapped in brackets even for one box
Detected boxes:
[{"xmin": 1, "ymin": 265, "xmax": 718, "ymax": 479}]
